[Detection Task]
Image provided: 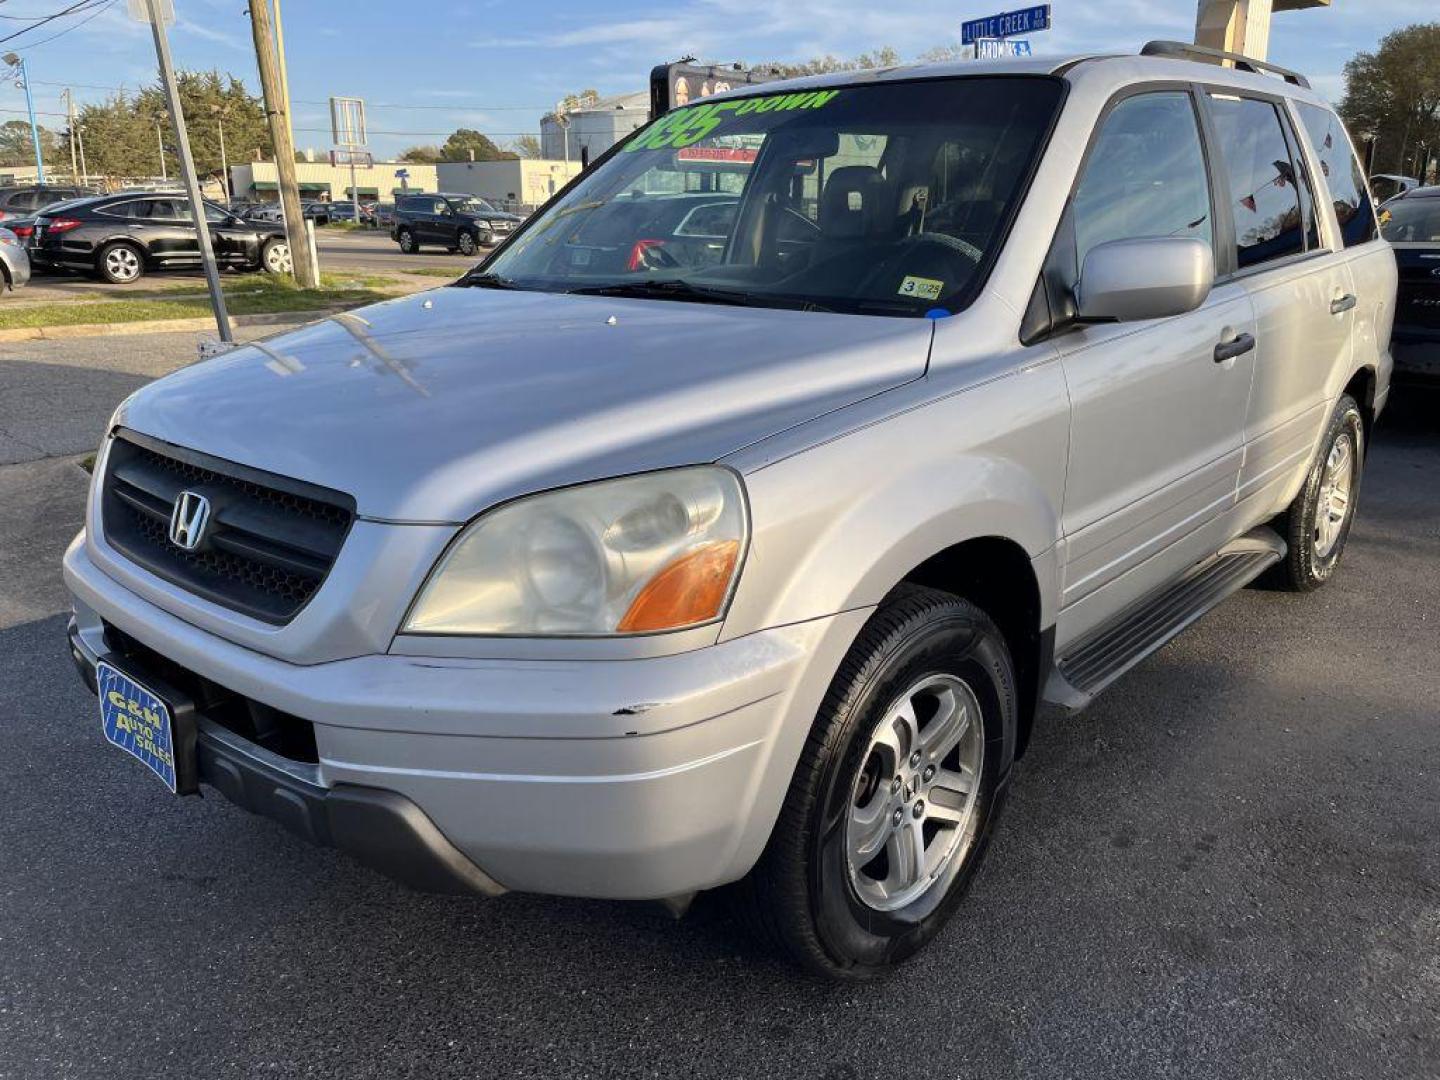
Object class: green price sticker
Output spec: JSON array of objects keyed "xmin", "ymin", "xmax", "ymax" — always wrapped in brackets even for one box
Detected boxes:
[{"xmin": 625, "ymin": 90, "xmax": 843, "ymax": 153}]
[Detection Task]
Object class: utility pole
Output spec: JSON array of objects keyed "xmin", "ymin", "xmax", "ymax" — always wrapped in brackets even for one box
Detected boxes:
[
  {"xmin": 212, "ymin": 107, "xmax": 231, "ymax": 202},
  {"xmin": 248, "ymin": 0, "xmax": 318, "ymax": 287},
  {"xmin": 157, "ymin": 124, "xmax": 168, "ymax": 181},
  {"xmin": 62, "ymin": 88, "xmax": 79, "ymax": 184},
  {"xmin": 139, "ymin": 0, "xmax": 232, "ymax": 341},
  {"xmin": 2, "ymin": 54, "xmax": 45, "ymax": 184}
]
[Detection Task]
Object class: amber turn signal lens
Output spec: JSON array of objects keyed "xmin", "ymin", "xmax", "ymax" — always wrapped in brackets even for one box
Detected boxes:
[{"xmin": 617, "ymin": 540, "xmax": 741, "ymax": 633}]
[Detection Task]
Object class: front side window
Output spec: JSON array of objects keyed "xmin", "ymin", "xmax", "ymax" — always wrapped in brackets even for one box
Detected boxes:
[
  {"xmin": 480, "ymin": 78, "xmax": 1064, "ymax": 317},
  {"xmin": 1071, "ymin": 91, "xmax": 1213, "ymax": 272},
  {"xmin": 452, "ymin": 197, "xmax": 497, "ymax": 214},
  {"xmin": 1295, "ymin": 102, "xmax": 1377, "ymax": 247},
  {"xmin": 1207, "ymin": 94, "xmax": 1308, "ymax": 269}
]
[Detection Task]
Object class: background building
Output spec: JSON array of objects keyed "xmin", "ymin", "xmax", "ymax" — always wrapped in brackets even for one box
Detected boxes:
[
  {"xmin": 436, "ymin": 159, "xmax": 581, "ymax": 210},
  {"xmin": 541, "ymin": 91, "xmax": 648, "ymax": 164},
  {"xmin": 228, "ymin": 159, "xmax": 440, "ymax": 203}
]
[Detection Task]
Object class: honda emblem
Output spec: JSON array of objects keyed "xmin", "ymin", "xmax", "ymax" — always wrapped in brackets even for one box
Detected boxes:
[{"xmin": 168, "ymin": 490, "xmax": 211, "ymax": 552}]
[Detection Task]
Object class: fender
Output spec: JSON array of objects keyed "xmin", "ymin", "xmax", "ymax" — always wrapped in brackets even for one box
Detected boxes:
[{"xmin": 720, "ymin": 360, "xmax": 1070, "ymax": 642}]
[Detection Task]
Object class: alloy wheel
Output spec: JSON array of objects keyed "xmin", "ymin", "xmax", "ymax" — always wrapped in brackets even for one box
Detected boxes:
[
  {"xmin": 1314, "ymin": 430, "xmax": 1355, "ymax": 559},
  {"xmin": 845, "ymin": 673, "xmax": 985, "ymax": 912},
  {"xmin": 106, "ymin": 246, "xmax": 140, "ymax": 282}
]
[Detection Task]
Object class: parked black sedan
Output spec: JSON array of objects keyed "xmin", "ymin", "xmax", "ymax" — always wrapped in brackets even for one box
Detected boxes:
[
  {"xmin": 391, "ymin": 193, "xmax": 523, "ymax": 255},
  {"xmin": 29, "ymin": 193, "xmax": 290, "ymax": 284},
  {"xmin": 1380, "ymin": 185, "xmax": 1440, "ymax": 386}
]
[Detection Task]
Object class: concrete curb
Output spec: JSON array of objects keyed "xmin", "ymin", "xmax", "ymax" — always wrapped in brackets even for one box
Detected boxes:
[{"xmin": 0, "ymin": 308, "xmax": 339, "ymax": 344}]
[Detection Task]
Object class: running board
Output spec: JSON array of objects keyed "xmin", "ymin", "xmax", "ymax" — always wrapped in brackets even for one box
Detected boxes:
[{"xmin": 1044, "ymin": 529, "xmax": 1286, "ymax": 712}]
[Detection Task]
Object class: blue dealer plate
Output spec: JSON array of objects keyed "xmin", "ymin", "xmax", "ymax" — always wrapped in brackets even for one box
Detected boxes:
[{"xmin": 97, "ymin": 662, "xmax": 178, "ymax": 793}]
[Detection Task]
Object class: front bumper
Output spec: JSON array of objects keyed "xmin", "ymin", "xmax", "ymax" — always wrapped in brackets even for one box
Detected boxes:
[
  {"xmin": 69, "ymin": 619, "xmax": 505, "ymax": 897},
  {"xmin": 65, "ymin": 531, "xmax": 867, "ymax": 900},
  {"xmin": 1391, "ymin": 331, "xmax": 1440, "ymax": 385}
]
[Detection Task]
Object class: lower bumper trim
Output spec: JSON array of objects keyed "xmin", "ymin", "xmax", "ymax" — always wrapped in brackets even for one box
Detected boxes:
[{"xmin": 69, "ymin": 616, "xmax": 506, "ymax": 898}]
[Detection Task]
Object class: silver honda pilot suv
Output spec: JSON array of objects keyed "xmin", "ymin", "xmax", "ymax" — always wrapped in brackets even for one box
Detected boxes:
[{"xmin": 65, "ymin": 42, "xmax": 1396, "ymax": 978}]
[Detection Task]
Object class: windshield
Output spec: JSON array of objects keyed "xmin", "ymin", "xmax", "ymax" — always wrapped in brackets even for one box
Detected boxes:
[
  {"xmin": 1381, "ymin": 197, "xmax": 1440, "ymax": 243},
  {"xmin": 455, "ymin": 197, "xmax": 499, "ymax": 214},
  {"xmin": 480, "ymin": 77, "xmax": 1063, "ymax": 316}
]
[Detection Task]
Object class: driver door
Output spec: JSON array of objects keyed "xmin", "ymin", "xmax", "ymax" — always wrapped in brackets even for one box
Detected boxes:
[{"xmin": 1054, "ymin": 89, "xmax": 1256, "ymax": 640}]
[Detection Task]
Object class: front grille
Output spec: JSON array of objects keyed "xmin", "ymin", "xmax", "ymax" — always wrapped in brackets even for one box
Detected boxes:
[{"xmin": 100, "ymin": 431, "xmax": 356, "ymax": 624}]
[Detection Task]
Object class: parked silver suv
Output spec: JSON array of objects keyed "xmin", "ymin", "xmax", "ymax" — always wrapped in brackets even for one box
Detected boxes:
[{"xmin": 64, "ymin": 43, "xmax": 1396, "ymax": 978}]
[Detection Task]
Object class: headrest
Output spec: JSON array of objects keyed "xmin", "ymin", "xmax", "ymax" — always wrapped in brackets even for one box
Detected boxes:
[{"xmin": 819, "ymin": 165, "xmax": 883, "ymax": 240}]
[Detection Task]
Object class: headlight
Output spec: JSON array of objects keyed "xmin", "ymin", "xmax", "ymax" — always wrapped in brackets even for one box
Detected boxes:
[{"xmin": 404, "ymin": 467, "xmax": 748, "ymax": 637}]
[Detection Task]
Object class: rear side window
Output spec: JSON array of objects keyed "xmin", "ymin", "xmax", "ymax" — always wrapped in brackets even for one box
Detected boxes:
[
  {"xmin": 1207, "ymin": 94, "xmax": 1312, "ymax": 269},
  {"xmin": 1295, "ymin": 103, "xmax": 1377, "ymax": 247},
  {"xmin": 1072, "ymin": 92, "xmax": 1213, "ymax": 271}
]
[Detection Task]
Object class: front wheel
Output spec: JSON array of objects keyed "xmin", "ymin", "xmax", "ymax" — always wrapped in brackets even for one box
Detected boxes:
[
  {"xmin": 736, "ymin": 585, "xmax": 1016, "ymax": 980},
  {"xmin": 456, "ymin": 231, "xmax": 478, "ymax": 256},
  {"xmin": 1268, "ymin": 393, "xmax": 1365, "ymax": 591},
  {"xmin": 260, "ymin": 238, "xmax": 291, "ymax": 275},
  {"xmin": 397, "ymin": 228, "xmax": 417, "ymax": 254}
]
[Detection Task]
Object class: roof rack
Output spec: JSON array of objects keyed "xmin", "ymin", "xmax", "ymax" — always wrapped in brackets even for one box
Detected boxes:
[{"xmin": 1139, "ymin": 40, "xmax": 1311, "ymax": 89}]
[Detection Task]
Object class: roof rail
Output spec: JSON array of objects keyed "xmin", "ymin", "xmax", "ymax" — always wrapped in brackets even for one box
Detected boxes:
[{"xmin": 1139, "ymin": 40, "xmax": 1311, "ymax": 89}]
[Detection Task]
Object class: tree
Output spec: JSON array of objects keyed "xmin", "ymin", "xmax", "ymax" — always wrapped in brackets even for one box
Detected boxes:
[
  {"xmin": 754, "ymin": 47, "xmax": 901, "ymax": 78},
  {"xmin": 511, "ymin": 134, "xmax": 542, "ymax": 159},
  {"xmin": 398, "ymin": 145, "xmax": 441, "ymax": 163},
  {"xmin": 1339, "ymin": 23, "xmax": 1440, "ymax": 179},
  {"xmin": 439, "ymin": 128, "xmax": 517, "ymax": 162},
  {"xmin": 0, "ymin": 120, "xmax": 63, "ymax": 167},
  {"xmin": 74, "ymin": 70, "xmax": 269, "ymax": 182}
]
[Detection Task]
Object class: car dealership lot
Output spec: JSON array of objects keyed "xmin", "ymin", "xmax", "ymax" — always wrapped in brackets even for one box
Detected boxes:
[{"xmin": 0, "ymin": 327, "xmax": 1436, "ymax": 1077}]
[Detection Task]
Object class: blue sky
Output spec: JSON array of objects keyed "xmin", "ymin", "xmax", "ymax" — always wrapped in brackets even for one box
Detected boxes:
[{"xmin": 0, "ymin": 0, "xmax": 1429, "ymax": 161}]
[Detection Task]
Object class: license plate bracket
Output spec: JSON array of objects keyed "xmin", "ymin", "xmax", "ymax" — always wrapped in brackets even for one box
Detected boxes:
[{"xmin": 96, "ymin": 658, "xmax": 200, "ymax": 796}]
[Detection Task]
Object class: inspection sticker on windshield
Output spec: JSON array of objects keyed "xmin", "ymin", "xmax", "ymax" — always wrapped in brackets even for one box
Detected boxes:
[{"xmin": 898, "ymin": 276, "xmax": 945, "ymax": 300}]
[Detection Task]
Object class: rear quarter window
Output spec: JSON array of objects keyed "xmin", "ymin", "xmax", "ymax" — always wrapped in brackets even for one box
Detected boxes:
[{"xmin": 1295, "ymin": 102, "xmax": 1377, "ymax": 247}]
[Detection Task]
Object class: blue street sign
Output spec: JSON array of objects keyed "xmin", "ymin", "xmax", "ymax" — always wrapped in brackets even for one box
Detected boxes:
[
  {"xmin": 395, "ymin": 168, "xmax": 410, "ymax": 178},
  {"xmin": 961, "ymin": 4, "xmax": 1051, "ymax": 44},
  {"xmin": 976, "ymin": 38, "xmax": 1034, "ymax": 58}
]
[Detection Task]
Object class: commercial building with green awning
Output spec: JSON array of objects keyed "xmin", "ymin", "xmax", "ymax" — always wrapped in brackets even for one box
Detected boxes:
[
  {"xmin": 345, "ymin": 186, "xmax": 380, "ymax": 197},
  {"xmin": 230, "ymin": 159, "xmax": 442, "ymax": 204},
  {"xmin": 250, "ymin": 180, "xmax": 332, "ymax": 196}
]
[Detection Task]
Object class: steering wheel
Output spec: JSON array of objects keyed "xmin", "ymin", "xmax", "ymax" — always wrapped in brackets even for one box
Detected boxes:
[{"xmin": 856, "ymin": 232, "xmax": 983, "ymax": 296}]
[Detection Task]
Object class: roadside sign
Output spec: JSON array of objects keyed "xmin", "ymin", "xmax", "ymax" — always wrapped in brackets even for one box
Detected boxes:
[
  {"xmin": 394, "ymin": 168, "xmax": 409, "ymax": 178},
  {"xmin": 330, "ymin": 96, "xmax": 367, "ymax": 148},
  {"xmin": 975, "ymin": 38, "xmax": 1034, "ymax": 58},
  {"xmin": 961, "ymin": 4, "xmax": 1051, "ymax": 44},
  {"xmin": 330, "ymin": 149, "xmax": 373, "ymax": 168},
  {"xmin": 126, "ymin": 0, "xmax": 174, "ymax": 24}
]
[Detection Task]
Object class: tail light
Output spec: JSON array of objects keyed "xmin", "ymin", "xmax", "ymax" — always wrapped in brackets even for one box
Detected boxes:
[
  {"xmin": 11, "ymin": 225, "xmax": 32, "ymax": 240},
  {"xmin": 626, "ymin": 238, "xmax": 666, "ymax": 271},
  {"xmin": 0, "ymin": 210, "xmax": 9, "ymax": 220},
  {"xmin": 45, "ymin": 218, "xmax": 82, "ymax": 234}
]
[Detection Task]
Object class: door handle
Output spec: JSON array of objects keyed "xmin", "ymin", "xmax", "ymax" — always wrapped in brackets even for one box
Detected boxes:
[
  {"xmin": 1330, "ymin": 293, "xmax": 1357, "ymax": 315},
  {"xmin": 1214, "ymin": 332, "xmax": 1255, "ymax": 363}
]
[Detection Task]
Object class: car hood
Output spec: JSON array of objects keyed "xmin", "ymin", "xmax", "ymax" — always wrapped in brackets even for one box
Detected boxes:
[{"xmin": 116, "ymin": 287, "xmax": 933, "ymax": 522}]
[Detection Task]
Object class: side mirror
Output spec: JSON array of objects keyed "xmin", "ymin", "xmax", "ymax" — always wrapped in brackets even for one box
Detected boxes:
[{"xmin": 1076, "ymin": 237, "xmax": 1214, "ymax": 323}]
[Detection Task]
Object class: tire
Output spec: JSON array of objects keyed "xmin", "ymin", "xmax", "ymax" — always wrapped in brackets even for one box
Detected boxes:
[
  {"xmin": 260, "ymin": 238, "xmax": 291, "ymax": 275},
  {"xmin": 96, "ymin": 241, "xmax": 144, "ymax": 285},
  {"xmin": 397, "ymin": 228, "xmax": 417, "ymax": 254},
  {"xmin": 457, "ymin": 231, "xmax": 478, "ymax": 257},
  {"xmin": 1268, "ymin": 393, "xmax": 1365, "ymax": 592},
  {"xmin": 735, "ymin": 585, "xmax": 1017, "ymax": 980}
]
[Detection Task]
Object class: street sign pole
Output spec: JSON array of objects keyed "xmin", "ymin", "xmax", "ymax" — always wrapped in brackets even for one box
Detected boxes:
[{"xmin": 139, "ymin": 0, "xmax": 233, "ymax": 342}]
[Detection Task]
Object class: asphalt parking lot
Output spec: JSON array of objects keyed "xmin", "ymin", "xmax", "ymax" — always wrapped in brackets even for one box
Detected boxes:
[
  {"xmin": 7, "ymin": 228, "xmax": 477, "ymax": 305},
  {"xmin": 0, "ymin": 324, "xmax": 1436, "ymax": 1078}
]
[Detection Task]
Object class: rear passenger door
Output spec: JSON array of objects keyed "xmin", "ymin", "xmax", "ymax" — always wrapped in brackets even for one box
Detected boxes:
[
  {"xmin": 1054, "ymin": 88, "xmax": 1257, "ymax": 633},
  {"xmin": 1201, "ymin": 91, "xmax": 1354, "ymax": 517}
]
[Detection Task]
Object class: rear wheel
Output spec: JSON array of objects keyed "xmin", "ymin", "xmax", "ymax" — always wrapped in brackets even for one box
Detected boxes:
[
  {"xmin": 1268, "ymin": 393, "xmax": 1365, "ymax": 591},
  {"xmin": 735, "ymin": 585, "xmax": 1016, "ymax": 980},
  {"xmin": 96, "ymin": 242, "xmax": 143, "ymax": 285},
  {"xmin": 397, "ymin": 228, "xmax": 417, "ymax": 254}
]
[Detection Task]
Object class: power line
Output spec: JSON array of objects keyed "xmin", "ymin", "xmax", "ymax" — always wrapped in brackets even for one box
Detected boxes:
[
  {"xmin": 5, "ymin": 0, "xmax": 115, "ymax": 51},
  {"xmin": 0, "ymin": 0, "xmax": 111, "ymax": 47}
]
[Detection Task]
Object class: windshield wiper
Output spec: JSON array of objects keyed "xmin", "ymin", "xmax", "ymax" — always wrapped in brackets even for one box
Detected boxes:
[
  {"xmin": 454, "ymin": 271, "xmax": 525, "ymax": 289},
  {"xmin": 565, "ymin": 279, "xmax": 756, "ymax": 307}
]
